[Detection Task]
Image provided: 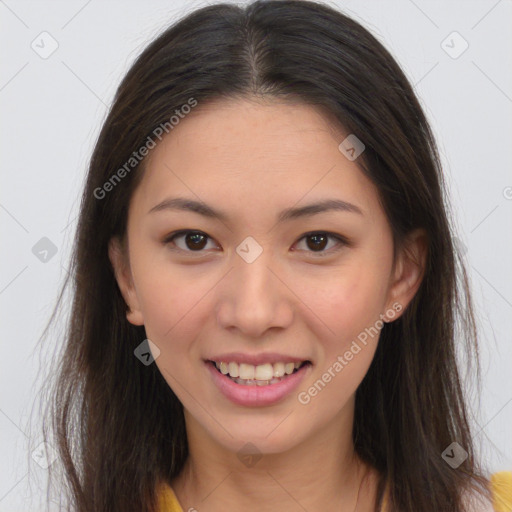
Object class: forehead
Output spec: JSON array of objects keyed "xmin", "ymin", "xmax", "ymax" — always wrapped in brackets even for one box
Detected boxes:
[{"xmin": 130, "ymin": 98, "xmax": 382, "ymax": 227}]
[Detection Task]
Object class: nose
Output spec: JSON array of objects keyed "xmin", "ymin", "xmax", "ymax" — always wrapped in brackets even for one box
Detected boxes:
[{"xmin": 215, "ymin": 246, "xmax": 294, "ymax": 338}]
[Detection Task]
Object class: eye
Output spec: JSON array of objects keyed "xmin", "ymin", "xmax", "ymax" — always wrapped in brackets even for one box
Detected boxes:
[
  {"xmin": 163, "ymin": 230, "xmax": 218, "ymax": 253},
  {"xmin": 293, "ymin": 231, "xmax": 348, "ymax": 257},
  {"xmin": 162, "ymin": 230, "xmax": 348, "ymax": 256}
]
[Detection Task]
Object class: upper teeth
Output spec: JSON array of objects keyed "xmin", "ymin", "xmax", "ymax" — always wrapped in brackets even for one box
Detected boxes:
[{"xmin": 214, "ymin": 361, "xmax": 303, "ymax": 380}]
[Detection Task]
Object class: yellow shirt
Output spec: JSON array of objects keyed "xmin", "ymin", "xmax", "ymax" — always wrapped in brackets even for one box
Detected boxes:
[{"xmin": 157, "ymin": 471, "xmax": 512, "ymax": 512}]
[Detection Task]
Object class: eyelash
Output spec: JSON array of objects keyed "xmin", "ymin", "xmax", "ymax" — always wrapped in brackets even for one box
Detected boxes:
[{"xmin": 162, "ymin": 230, "xmax": 350, "ymax": 258}]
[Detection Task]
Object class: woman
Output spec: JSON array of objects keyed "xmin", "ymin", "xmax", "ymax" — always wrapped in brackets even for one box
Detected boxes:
[{"xmin": 39, "ymin": 1, "xmax": 512, "ymax": 510}]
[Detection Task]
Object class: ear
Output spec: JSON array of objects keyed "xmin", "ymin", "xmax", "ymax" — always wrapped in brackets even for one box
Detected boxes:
[
  {"xmin": 382, "ymin": 228, "xmax": 428, "ymax": 323},
  {"xmin": 108, "ymin": 236, "xmax": 144, "ymax": 326}
]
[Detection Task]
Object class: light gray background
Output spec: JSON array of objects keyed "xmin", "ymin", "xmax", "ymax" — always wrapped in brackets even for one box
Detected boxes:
[{"xmin": 1, "ymin": 0, "xmax": 511, "ymax": 510}]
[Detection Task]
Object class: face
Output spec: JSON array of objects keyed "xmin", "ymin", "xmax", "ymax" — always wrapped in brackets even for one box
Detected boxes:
[{"xmin": 109, "ymin": 97, "xmax": 425, "ymax": 457}]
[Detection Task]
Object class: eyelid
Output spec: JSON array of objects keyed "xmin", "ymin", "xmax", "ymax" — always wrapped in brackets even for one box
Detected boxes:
[
  {"xmin": 294, "ymin": 231, "xmax": 350, "ymax": 257},
  {"xmin": 163, "ymin": 229, "xmax": 349, "ymax": 256},
  {"xmin": 163, "ymin": 230, "xmax": 219, "ymax": 256}
]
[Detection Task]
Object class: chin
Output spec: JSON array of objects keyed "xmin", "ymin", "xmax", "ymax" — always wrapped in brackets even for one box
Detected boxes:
[{"xmin": 210, "ymin": 419, "xmax": 308, "ymax": 458}]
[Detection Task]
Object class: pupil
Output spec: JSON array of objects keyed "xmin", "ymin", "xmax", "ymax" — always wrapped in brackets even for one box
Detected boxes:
[
  {"xmin": 185, "ymin": 233, "xmax": 328, "ymax": 251},
  {"xmin": 187, "ymin": 232, "xmax": 207, "ymax": 250},
  {"xmin": 307, "ymin": 234, "xmax": 327, "ymax": 251}
]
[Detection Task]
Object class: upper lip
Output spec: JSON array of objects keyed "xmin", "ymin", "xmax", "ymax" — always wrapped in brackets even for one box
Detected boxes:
[{"xmin": 206, "ymin": 352, "xmax": 311, "ymax": 366}]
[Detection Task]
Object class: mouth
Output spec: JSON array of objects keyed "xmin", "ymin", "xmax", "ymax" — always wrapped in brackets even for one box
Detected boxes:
[
  {"xmin": 205, "ymin": 358, "xmax": 313, "ymax": 406},
  {"xmin": 207, "ymin": 359, "xmax": 312, "ymax": 386}
]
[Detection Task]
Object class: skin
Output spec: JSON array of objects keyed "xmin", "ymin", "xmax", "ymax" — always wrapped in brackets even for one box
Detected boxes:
[{"xmin": 109, "ymin": 97, "xmax": 427, "ymax": 511}]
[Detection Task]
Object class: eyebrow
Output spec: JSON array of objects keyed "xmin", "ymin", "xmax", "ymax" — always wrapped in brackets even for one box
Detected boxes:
[{"xmin": 148, "ymin": 196, "xmax": 364, "ymax": 222}]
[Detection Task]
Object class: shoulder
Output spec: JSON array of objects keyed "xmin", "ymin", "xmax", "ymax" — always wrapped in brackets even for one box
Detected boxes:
[
  {"xmin": 156, "ymin": 472, "xmax": 512, "ymax": 511},
  {"xmin": 156, "ymin": 480, "xmax": 184, "ymax": 512},
  {"xmin": 489, "ymin": 471, "xmax": 512, "ymax": 512},
  {"xmin": 381, "ymin": 472, "xmax": 512, "ymax": 512},
  {"xmin": 462, "ymin": 471, "xmax": 512, "ymax": 512}
]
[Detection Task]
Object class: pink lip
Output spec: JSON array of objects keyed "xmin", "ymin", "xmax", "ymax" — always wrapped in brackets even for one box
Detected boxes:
[
  {"xmin": 205, "ymin": 352, "xmax": 310, "ymax": 366},
  {"xmin": 205, "ymin": 360, "xmax": 312, "ymax": 407}
]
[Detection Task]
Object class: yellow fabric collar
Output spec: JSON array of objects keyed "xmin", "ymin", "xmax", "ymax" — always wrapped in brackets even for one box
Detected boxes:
[{"xmin": 157, "ymin": 471, "xmax": 512, "ymax": 512}]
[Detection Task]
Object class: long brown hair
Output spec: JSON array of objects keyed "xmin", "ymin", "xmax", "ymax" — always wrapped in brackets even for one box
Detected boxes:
[{"xmin": 37, "ymin": 1, "xmax": 492, "ymax": 510}]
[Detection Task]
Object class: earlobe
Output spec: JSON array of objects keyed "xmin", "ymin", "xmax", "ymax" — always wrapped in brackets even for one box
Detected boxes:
[
  {"xmin": 108, "ymin": 236, "xmax": 145, "ymax": 326},
  {"xmin": 383, "ymin": 228, "xmax": 428, "ymax": 322}
]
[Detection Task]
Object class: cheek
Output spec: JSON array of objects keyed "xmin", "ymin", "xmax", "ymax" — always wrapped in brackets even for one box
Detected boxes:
[
  {"xmin": 308, "ymin": 262, "xmax": 387, "ymax": 340},
  {"xmin": 130, "ymin": 248, "xmax": 211, "ymax": 341},
  {"xmin": 297, "ymin": 275, "xmax": 383, "ymax": 412}
]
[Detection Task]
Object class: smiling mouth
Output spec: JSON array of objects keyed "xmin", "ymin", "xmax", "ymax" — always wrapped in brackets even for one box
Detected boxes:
[{"xmin": 207, "ymin": 360, "xmax": 311, "ymax": 386}]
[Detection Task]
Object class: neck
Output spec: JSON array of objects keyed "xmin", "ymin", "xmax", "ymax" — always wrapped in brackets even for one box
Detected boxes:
[{"xmin": 170, "ymin": 405, "xmax": 380, "ymax": 511}]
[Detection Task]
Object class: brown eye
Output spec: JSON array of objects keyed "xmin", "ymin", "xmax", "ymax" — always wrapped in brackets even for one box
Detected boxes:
[
  {"xmin": 184, "ymin": 232, "xmax": 208, "ymax": 250},
  {"xmin": 306, "ymin": 233, "xmax": 329, "ymax": 251},
  {"xmin": 294, "ymin": 232, "xmax": 347, "ymax": 256},
  {"xmin": 164, "ymin": 230, "xmax": 216, "ymax": 252},
  {"xmin": 163, "ymin": 230, "xmax": 348, "ymax": 257}
]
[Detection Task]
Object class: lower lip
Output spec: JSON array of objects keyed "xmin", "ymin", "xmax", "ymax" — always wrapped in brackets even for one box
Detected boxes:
[{"xmin": 205, "ymin": 361, "xmax": 311, "ymax": 407}]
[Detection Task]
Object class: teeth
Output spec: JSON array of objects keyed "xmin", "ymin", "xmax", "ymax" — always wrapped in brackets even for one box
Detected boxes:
[
  {"xmin": 213, "ymin": 360, "xmax": 307, "ymax": 380},
  {"xmin": 232, "ymin": 377, "xmax": 292, "ymax": 386},
  {"xmin": 228, "ymin": 362, "xmax": 239, "ymax": 378},
  {"xmin": 273, "ymin": 362, "xmax": 285, "ymax": 377},
  {"xmin": 239, "ymin": 363, "xmax": 255, "ymax": 380},
  {"xmin": 254, "ymin": 363, "xmax": 273, "ymax": 380}
]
